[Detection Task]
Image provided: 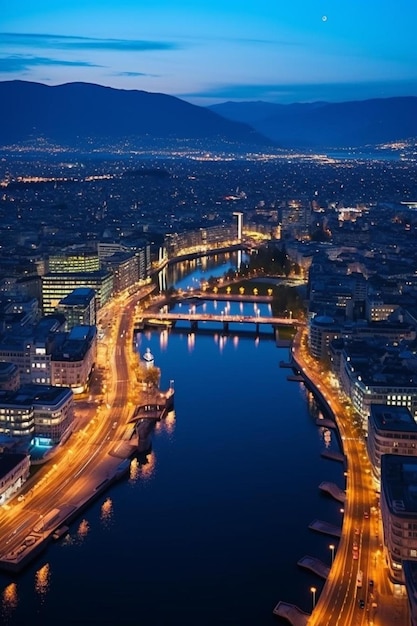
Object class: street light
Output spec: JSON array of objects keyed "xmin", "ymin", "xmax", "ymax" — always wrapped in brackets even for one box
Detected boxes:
[
  {"xmin": 329, "ymin": 544, "xmax": 335, "ymax": 565},
  {"xmin": 310, "ymin": 586, "xmax": 317, "ymax": 610}
]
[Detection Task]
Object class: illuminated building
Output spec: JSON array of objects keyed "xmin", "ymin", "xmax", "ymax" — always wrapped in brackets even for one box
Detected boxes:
[
  {"xmin": 48, "ymin": 252, "xmax": 100, "ymax": 274},
  {"xmin": 57, "ymin": 287, "xmax": 96, "ymax": 329},
  {"xmin": 339, "ymin": 343, "xmax": 417, "ymax": 423},
  {"xmin": 0, "ymin": 384, "xmax": 74, "ymax": 445},
  {"xmin": 280, "ymin": 199, "xmax": 311, "ymax": 239},
  {"xmin": 367, "ymin": 405, "xmax": 417, "ymax": 481},
  {"xmin": 102, "ymin": 251, "xmax": 139, "ymax": 294},
  {"xmin": 380, "ymin": 454, "xmax": 417, "ymax": 584},
  {"xmin": 308, "ymin": 315, "xmax": 340, "ymax": 359},
  {"xmin": 50, "ymin": 325, "xmax": 97, "ymax": 394},
  {"xmin": 0, "ymin": 453, "xmax": 30, "ymax": 505},
  {"xmin": 366, "ymin": 297, "xmax": 400, "ymax": 322},
  {"xmin": 41, "ymin": 270, "xmax": 113, "ymax": 314},
  {"xmin": 233, "ymin": 211, "xmax": 243, "ymax": 240}
]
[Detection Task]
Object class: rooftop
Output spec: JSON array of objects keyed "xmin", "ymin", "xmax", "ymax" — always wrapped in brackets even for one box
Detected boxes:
[{"xmin": 370, "ymin": 405, "xmax": 417, "ymax": 433}]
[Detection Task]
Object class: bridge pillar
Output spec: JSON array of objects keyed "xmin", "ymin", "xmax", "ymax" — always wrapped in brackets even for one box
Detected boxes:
[
  {"xmin": 223, "ymin": 321, "xmax": 229, "ymax": 332},
  {"xmin": 191, "ymin": 320, "xmax": 198, "ymax": 330}
]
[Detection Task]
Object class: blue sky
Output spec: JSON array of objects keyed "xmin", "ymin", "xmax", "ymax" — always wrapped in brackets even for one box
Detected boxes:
[{"xmin": 1, "ymin": 0, "xmax": 417, "ymax": 105}]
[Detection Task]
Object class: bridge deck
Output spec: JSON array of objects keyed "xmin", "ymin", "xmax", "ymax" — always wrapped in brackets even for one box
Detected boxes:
[{"xmin": 140, "ymin": 311, "xmax": 298, "ymax": 325}]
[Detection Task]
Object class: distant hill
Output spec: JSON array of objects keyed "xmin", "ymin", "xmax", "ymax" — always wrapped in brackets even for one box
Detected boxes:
[
  {"xmin": 208, "ymin": 98, "xmax": 417, "ymax": 148},
  {"xmin": 0, "ymin": 80, "xmax": 271, "ymax": 150}
]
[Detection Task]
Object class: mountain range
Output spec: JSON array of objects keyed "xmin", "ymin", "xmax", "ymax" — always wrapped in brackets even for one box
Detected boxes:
[
  {"xmin": 0, "ymin": 80, "xmax": 416, "ymax": 150},
  {"xmin": 0, "ymin": 80, "xmax": 268, "ymax": 150},
  {"xmin": 208, "ymin": 98, "xmax": 417, "ymax": 148}
]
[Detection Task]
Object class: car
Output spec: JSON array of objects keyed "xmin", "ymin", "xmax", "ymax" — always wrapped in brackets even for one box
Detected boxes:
[
  {"xmin": 369, "ymin": 579, "xmax": 374, "ymax": 588},
  {"xmin": 359, "ymin": 599, "xmax": 365, "ymax": 609},
  {"xmin": 364, "ymin": 511, "xmax": 370, "ymax": 519}
]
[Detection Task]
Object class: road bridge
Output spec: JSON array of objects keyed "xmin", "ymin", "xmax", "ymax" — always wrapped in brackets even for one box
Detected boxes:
[{"xmin": 138, "ymin": 311, "xmax": 299, "ymax": 330}]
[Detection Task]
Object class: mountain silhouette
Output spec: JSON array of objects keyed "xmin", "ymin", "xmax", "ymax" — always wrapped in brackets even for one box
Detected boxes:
[
  {"xmin": 0, "ymin": 80, "xmax": 270, "ymax": 149},
  {"xmin": 208, "ymin": 98, "xmax": 417, "ymax": 148}
]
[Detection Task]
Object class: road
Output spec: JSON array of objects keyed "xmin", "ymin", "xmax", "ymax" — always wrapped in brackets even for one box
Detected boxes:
[
  {"xmin": 0, "ymin": 287, "xmax": 150, "ymax": 570},
  {"xmin": 292, "ymin": 329, "xmax": 409, "ymax": 625}
]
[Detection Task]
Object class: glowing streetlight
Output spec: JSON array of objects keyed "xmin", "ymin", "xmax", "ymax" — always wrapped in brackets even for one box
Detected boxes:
[
  {"xmin": 329, "ymin": 544, "xmax": 335, "ymax": 565},
  {"xmin": 311, "ymin": 586, "xmax": 317, "ymax": 610}
]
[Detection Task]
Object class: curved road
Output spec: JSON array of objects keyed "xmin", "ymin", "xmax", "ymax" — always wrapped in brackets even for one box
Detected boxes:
[
  {"xmin": 292, "ymin": 329, "xmax": 407, "ymax": 626},
  {"xmin": 0, "ymin": 289, "xmax": 147, "ymax": 569}
]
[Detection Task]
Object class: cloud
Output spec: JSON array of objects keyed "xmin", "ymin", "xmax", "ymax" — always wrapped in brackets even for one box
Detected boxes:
[
  {"xmin": 115, "ymin": 71, "xmax": 158, "ymax": 78},
  {"xmin": 0, "ymin": 32, "xmax": 180, "ymax": 52},
  {"xmin": 0, "ymin": 55, "xmax": 102, "ymax": 73}
]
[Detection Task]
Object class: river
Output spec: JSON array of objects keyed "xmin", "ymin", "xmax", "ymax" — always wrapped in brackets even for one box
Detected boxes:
[{"xmin": 0, "ymin": 251, "xmax": 345, "ymax": 626}]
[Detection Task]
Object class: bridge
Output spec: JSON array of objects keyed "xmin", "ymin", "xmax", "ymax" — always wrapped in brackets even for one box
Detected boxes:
[{"xmin": 138, "ymin": 311, "xmax": 299, "ymax": 330}]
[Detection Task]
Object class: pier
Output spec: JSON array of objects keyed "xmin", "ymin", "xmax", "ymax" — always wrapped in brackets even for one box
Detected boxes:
[
  {"xmin": 297, "ymin": 555, "xmax": 330, "ymax": 579},
  {"xmin": 320, "ymin": 450, "xmax": 346, "ymax": 463},
  {"xmin": 287, "ymin": 374, "xmax": 304, "ymax": 382},
  {"xmin": 319, "ymin": 481, "xmax": 346, "ymax": 503},
  {"xmin": 273, "ymin": 601, "xmax": 309, "ymax": 625},
  {"xmin": 308, "ymin": 519, "xmax": 341, "ymax": 538},
  {"xmin": 315, "ymin": 418, "xmax": 336, "ymax": 429}
]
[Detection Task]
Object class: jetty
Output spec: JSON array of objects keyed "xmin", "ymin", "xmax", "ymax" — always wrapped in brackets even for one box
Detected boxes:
[
  {"xmin": 297, "ymin": 555, "xmax": 330, "ymax": 579},
  {"xmin": 309, "ymin": 519, "xmax": 341, "ymax": 538},
  {"xmin": 321, "ymin": 450, "xmax": 346, "ymax": 463},
  {"xmin": 319, "ymin": 481, "xmax": 346, "ymax": 503},
  {"xmin": 279, "ymin": 360, "xmax": 294, "ymax": 368},
  {"xmin": 315, "ymin": 418, "xmax": 336, "ymax": 429},
  {"xmin": 273, "ymin": 601, "xmax": 309, "ymax": 625},
  {"xmin": 287, "ymin": 374, "xmax": 304, "ymax": 382}
]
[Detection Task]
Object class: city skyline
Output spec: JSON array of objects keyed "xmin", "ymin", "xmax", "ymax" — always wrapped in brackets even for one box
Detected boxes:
[{"xmin": 1, "ymin": 0, "xmax": 417, "ymax": 105}]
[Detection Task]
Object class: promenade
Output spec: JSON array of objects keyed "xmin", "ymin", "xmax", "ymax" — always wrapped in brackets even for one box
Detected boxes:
[
  {"xmin": 0, "ymin": 287, "xmax": 165, "ymax": 573},
  {"xmin": 288, "ymin": 328, "xmax": 409, "ymax": 625}
]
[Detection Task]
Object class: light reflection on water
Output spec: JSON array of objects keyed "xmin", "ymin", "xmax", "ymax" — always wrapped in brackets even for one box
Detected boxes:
[
  {"xmin": 129, "ymin": 457, "xmax": 140, "ymax": 483},
  {"xmin": 2, "ymin": 582, "xmax": 18, "ymax": 619},
  {"xmin": 35, "ymin": 563, "xmax": 50, "ymax": 600},
  {"xmin": 76, "ymin": 519, "xmax": 89, "ymax": 542},
  {"xmin": 100, "ymin": 497, "xmax": 114, "ymax": 527},
  {"xmin": 140, "ymin": 450, "xmax": 156, "ymax": 480}
]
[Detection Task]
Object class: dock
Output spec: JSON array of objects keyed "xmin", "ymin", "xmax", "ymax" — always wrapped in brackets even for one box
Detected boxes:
[
  {"xmin": 309, "ymin": 519, "xmax": 341, "ymax": 538},
  {"xmin": 287, "ymin": 374, "xmax": 304, "ymax": 382},
  {"xmin": 297, "ymin": 555, "xmax": 330, "ymax": 579},
  {"xmin": 315, "ymin": 418, "xmax": 336, "ymax": 429},
  {"xmin": 273, "ymin": 601, "xmax": 309, "ymax": 625},
  {"xmin": 321, "ymin": 450, "xmax": 345, "ymax": 463},
  {"xmin": 319, "ymin": 481, "xmax": 346, "ymax": 503}
]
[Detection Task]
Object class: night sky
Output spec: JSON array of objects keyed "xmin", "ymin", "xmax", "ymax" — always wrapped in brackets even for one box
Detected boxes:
[{"xmin": 1, "ymin": 0, "xmax": 417, "ymax": 105}]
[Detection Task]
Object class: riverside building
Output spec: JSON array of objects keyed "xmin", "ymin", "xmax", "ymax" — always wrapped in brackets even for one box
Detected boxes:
[
  {"xmin": 380, "ymin": 454, "xmax": 417, "ymax": 585},
  {"xmin": 0, "ymin": 384, "xmax": 74, "ymax": 445},
  {"xmin": 367, "ymin": 405, "xmax": 417, "ymax": 481}
]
